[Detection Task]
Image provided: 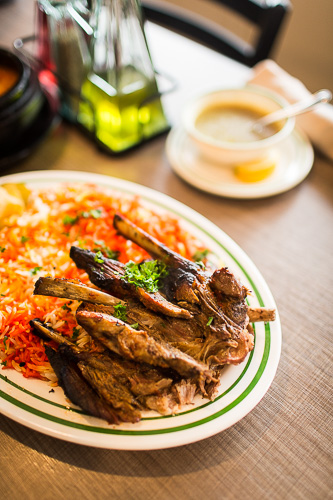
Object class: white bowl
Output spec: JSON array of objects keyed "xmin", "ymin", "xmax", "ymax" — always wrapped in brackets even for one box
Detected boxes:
[{"xmin": 183, "ymin": 85, "xmax": 295, "ymax": 166}]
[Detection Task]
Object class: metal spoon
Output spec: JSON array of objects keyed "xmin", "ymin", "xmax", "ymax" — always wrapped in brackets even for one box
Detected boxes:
[{"xmin": 252, "ymin": 89, "xmax": 332, "ymax": 132}]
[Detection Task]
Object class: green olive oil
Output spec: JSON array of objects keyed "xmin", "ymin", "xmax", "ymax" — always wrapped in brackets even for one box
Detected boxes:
[{"xmin": 77, "ymin": 66, "xmax": 168, "ymax": 152}]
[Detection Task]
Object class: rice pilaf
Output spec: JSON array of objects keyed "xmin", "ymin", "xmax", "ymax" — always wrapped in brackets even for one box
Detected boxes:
[{"xmin": 0, "ymin": 183, "xmax": 206, "ymax": 382}]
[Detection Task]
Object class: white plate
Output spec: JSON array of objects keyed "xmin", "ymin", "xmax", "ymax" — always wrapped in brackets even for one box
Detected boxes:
[
  {"xmin": 166, "ymin": 126, "xmax": 314, "ymax": 199},
  {"xmin": 0, "ymin": 170, "xmax": 281, "ymax": 450}
]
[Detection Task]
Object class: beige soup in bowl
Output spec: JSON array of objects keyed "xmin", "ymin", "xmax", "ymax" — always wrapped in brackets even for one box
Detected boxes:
[
  {"xmin": 195, "ymin": 105, "xmax": 279, "ymax": 143},
  {"xmin": 184, "ymin": 87, "xmax": 295, "ymax": 170}
]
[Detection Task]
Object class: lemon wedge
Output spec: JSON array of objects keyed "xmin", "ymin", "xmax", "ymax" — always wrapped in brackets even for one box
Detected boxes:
[
  {"xmin": 0, "ymin": 183, "xmax": 31, "ymax": 224},
  {"xmin": 3, "ymin": 183, "xmax": 31, "ymax": 203},
  {"xmin": 234, "ymin": 151, "xmax": 278, "ymax": 183}
]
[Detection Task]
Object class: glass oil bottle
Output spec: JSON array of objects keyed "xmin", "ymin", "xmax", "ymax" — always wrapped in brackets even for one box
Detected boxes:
[{"xmin": 77, "ymin": 0, "xmax": 169, "ymax": 153}]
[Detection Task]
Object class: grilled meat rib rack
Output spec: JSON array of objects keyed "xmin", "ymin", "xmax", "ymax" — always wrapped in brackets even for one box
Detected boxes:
[{"xmin": 32, "ymin": 213, "xmax": 275, "ymax": 424}]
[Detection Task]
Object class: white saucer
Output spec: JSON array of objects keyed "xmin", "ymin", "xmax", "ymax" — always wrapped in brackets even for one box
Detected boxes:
[{"xmin": 166, "ymin": 126, "xmax": 314, "ymax": 199}]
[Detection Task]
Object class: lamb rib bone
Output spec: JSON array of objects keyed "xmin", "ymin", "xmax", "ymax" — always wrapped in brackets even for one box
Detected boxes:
[
  {"xmin": 113, "ymin": 212, "xmax": 200, "ymax": 273},
  {"xmin": 34, "ymin": 276, "xmax": 125, "ymax": 307},
  {"xmin": 34, "ymin": 276, "xmax": 272, "ymax": 325}
]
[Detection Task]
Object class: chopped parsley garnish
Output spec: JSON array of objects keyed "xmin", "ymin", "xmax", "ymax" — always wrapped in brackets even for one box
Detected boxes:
[
  {"xmin": 63, "ymin": 209, "xmax": 103, "ymax": 226},
  {"xmin": 72, "ymin": 327, "xmax": 81, "ymax": 340},
  {"xmin": 0, "ymin": 246, "xmax": 6, "ymax": 253},
  {"xmin": 1, "ymin": 360, "xmax": 7, "ymax": 366},
  {"xmin": 130, "ymin": 323, "xmax": 139, "ymax": 330},
  {"xmin": 206, "ymin": 316, "xmax": 214, "ymax": 326},
  {"xmin": 94, "ymin": 239, "xmax": 105, "ymax": 246},
  {"xmin": 193, "ymin": 249, "xmax": 209, "ymax": 261},
  {"xmin": 93, "ymin": 240, "xmax": 120, "ymax": 260},
  {"xmin": 63, "ymin": 215, "xmax": 79, "ymax": 226},
  {"xmin": 113, "ymin": 303, "xmax": 127, "ymax": 322},
  {"xmin": 61, "ymin": 303, "xmax": 71, "ymax": 311},
  {"xmin": 123, "ymin": 260, "xmax": 169, "ymax": 293},
  {"xmin": 193, "ymin": 249, "xmax": 209, "ymax": 268},
  {"xmin": 21, "ymin": 236, "xmax": 29, "ymax": 244},
  {"xmin": 82, "ymin": 209, "xmax": 102, "ymax": 219},
  {"xmin": 94, "ymin": 251, "xmax": 104, "ymax": 264},
  {"xmin": 104, "ymin": 248, "xmax": 120, "ymax": 260},
  {"xmin": 3, "ymin": 335, "xmax": 8, "ymax": 347},
  {"xmin": 30, "ymin": 266, "xmax": 42, "ymax": 276}
]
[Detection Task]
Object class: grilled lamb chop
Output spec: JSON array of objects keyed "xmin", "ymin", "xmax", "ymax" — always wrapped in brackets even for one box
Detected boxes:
[
  {"xmin": 44, "ymin": 345, "xmax": 121, "ymax": 424},
  {"xmin": 74, "ymin": 301, "xmax": 229, "ymax": 399},
  {"xmin": 112, "ymin": 215, "xmax": 248, "ymax": 324},
  {"xmin": 67, "ymin": 249, "xmax": 253, "ymax": 366},
  {"xmin": 112, "ymin": 213, "xmax": 254, "ymax": 363},
  {"xmin": 69, "ymin": 246, "xmax": 191, "ymax": 319},
  {"xmin": 31, "ymin": 319, "xmax": 141, "ymax": 422},
  {"xmin": 69, "ymin": 225, "xmax": 254, "ymax": 366},
  {"xmin": 73, "ymin": 353, "xmax": 142, "ymax": 423},
  {"xmin": 68, "ymin": 347, "xmax": 195, "ymax": 415},
  {"xmin": 76, "ymin": 309, "xmax": 215, "ymax": 392},
  {"xmin": 34, "ymin": 276, "xmax": 272, "ymax": 328},
  {"xmin": 31, "ymin": 213, "xmax": 276, "ymax": 424},
  {"xmin": 113, "ymin": 213, "xmax": 250, "ymax": 323},
  {"xmin": 30, "ymin": 319, "xmax": 199, "ymax": 420},
  {"xmin": 33, "ymin": 269, "xmax": 259, "ymax": 373}
]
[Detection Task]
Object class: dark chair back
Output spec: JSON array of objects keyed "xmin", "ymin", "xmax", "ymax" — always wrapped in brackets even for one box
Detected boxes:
[{"xmin": 141, "ymin": 0, "xmax": 292, "ymax": 67}]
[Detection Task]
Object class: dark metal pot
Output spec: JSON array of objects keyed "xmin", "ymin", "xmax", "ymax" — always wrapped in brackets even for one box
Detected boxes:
[{"xmin": 0, "ymin": 48, "xmax": 45, "ymax": 146}]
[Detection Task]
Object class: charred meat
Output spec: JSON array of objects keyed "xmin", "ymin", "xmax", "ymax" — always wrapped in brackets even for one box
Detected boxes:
[
  {"xmin": 32, "ymin": 212, "xmax": 275, "ymax": 424},
  {"xmin": 44, "ymin": 345, "xmax": 121, "ymax": 424},
  {"xmin": 69, "ymin": 227, "xmax": 253, "ymax": 366},
  {"xmin": 76, "ymin": 308, "xmax": 215, "ymax": 390},
  {"xmin": 69, "ymin": 246, "xmax": 191, "ymax": 319},
  {"xmin": 30, "ymin": 319, "xmax": 200, "ymax": 421}
]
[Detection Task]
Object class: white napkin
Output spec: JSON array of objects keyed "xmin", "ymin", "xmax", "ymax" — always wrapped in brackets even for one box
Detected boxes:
[{"xmin": 248, "ymin": 60, "xmax": 333, "ymax": 161}]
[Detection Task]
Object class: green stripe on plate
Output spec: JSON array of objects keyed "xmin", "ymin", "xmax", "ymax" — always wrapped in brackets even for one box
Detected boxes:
[
  {"xmin": 1, "ymin": 322, "xmax": 269, "ymax": 435},
  {"xmin": 0, "ymin": 323, "xmax": 255, "ymax": 421},
  {"xmin": 0, "ymin": 374, "xmax": 86, "ymax": 415}
]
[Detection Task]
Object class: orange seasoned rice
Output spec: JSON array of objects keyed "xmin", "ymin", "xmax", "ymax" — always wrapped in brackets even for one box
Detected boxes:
[{"xmin": 0, "ymin": 183, "xmax": 206, "ymax": 380}]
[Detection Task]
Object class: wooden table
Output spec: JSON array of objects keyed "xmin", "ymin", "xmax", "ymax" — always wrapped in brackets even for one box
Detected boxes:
[{"xmin": 1, "ymin": 1, "xmax": 332, "ymax": 499}]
